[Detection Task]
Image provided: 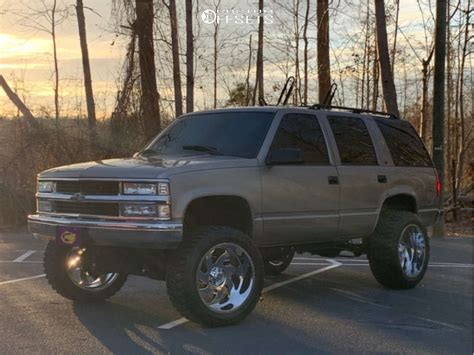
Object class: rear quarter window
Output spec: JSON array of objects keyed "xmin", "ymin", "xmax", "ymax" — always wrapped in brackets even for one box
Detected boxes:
[{"xmin": 375, "ymin": 118, "xmax": 433, "ymax": 167}]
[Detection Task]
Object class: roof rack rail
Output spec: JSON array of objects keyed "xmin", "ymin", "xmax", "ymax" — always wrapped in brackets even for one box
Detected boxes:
[{"xmin": 307, "ymin": 104, "xmax": 399, "ymax": 120}]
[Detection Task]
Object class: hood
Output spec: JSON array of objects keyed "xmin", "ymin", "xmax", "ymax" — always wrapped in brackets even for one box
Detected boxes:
[{"xmin": 39, "ymin": 154, "xmax": 258, "ymax": 179}]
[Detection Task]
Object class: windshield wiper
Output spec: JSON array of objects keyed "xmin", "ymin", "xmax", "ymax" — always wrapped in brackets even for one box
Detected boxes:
[
  {"xmin": 139, "ymin": 148, "xmax": 161, "ymax": 156},
  {"xmin": 182, "ymin": 145, "xmax": 224, "ymax": 155}
]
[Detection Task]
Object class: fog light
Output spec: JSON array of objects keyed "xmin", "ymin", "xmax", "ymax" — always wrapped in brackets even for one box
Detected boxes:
[
  {"xmin": 121, "ymin": 204, "xmax": 158, "ymax": 217},
  {"xmin": 38, "ymin": 200, "xmax": 53, "ymax": 213}
]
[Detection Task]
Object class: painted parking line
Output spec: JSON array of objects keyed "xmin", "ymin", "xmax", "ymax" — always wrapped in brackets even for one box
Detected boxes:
[
  {"xmin": 0, "ymin": 274, "xmax": 46, "ymax": 286},
  {"xmin": 13, "ymin": 251, "xmax": 36, "ymax": 263},
  {"xmin": 157, "ymin": 259, "xmax": 342, "ymax": 330}
]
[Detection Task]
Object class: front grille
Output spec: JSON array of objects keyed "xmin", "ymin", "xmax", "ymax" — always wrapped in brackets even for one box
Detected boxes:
[
  {"xmin": 54, "ymin": 201, "xmax": 120, "ymax": 216},
  {"xmin": 56, "ymin": 181, "xmax": 120, "ymax": 195}
]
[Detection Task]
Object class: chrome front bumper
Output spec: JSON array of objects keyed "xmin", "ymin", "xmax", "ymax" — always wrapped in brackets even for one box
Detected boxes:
[{"xmin": 27, "ymin": 214, "xmax": 183, "ymax": 249}]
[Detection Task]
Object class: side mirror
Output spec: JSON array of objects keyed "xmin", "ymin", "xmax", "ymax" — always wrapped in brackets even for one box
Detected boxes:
[{"xmin": 266, "ymin": 148, "xmax": 304, "ymax": 165}]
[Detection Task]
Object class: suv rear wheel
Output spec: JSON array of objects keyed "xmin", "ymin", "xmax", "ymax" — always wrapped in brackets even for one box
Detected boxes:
[
  {"xmin": 44, "ymin": 241, "xmax": 127, "ymax": 302},
  {"xmin": 166, "ymin": 226, "xmax": 264, "ymax": 327},
  {"xmin": 263, "ymin": 247, "xmax": 295, "ymax": 275},
  {"xmin": 367, "ymin": 209, "xmax": 430, "ymax": 289}
]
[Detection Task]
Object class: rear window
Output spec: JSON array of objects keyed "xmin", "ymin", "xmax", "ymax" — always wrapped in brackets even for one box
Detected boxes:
[{"xmin": 375, "ymin": 119, "xmax": 433, "ymax": 167}]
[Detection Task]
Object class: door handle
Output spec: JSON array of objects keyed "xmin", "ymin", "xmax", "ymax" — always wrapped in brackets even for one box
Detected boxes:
[
  {"xmin": 377, "ymin": 175, "xmax": 387, "ymax": 183},
  {"xmin": 328, "ymin": 176, "xmax": 339, "ymax": 185}
]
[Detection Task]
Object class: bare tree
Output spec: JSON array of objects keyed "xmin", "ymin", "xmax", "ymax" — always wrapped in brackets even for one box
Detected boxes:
[
  {"xmin": 14, "ymin": 0, "xmax": 68, "ymax": 120},
  {"xmin": 245, "ymin": 35, "xmax": 253, "ymax": 106},
  {"xmin": 253, "ymin": 0, "xmax": 265, "ymax": 105},
  {"xmin": 302, "ymin": 0, "xmax": 310, "ymax": 105},
  {"xmin": 317, "ymin": 0, "xmax": 331, "ymax": 103},
  {"xmin": 163, "ymin": 0, "xmax": 183, "ymax": 117},
  {"xmin": 75, "ymin": 0, "xmax": 96, "ymax": 128},
  {"xmin": 185, "ymin": 0, "xmax": 194, "ymax": 112},
  {"xmin": 135, "ymin": 0, "xmax": 161, "ymax": 137},
  {"xmin": 374, "ymin": 0, "xmax": 399, "ymax": 116}
]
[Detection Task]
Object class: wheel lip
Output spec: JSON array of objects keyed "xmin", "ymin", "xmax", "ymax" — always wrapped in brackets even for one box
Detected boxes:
[
  {"xmin": 196, "ymin": 242, "xmax": 256, "ymax": 314},
  {"xmin": 66, "ymin": 249, "xmax": 120, "ymax": 291},
  {"xmin": 398, "ymin": 223, "xmax": 427, "ymax": 279}
]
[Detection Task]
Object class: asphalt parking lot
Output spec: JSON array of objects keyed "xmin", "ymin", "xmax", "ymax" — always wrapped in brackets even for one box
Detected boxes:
[{"xmin": 0, "ymin": 233, "xmax": 472, "ymax": 354}]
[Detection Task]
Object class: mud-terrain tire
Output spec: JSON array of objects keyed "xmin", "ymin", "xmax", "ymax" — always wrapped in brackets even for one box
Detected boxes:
[
  {"xmin": 367, "ymin": 209, "xmax": 430, "ymax": 289},
  {"xmin": 44, "ymin": 241, "xmax": 127, "ymax": 302},
  {"xmin": 263, "ymin": 248, "xmax": 295, "ymax": 275},
  {"xmin": 166, "ymin": 226, "xmax": 264, "ymax": 327}
]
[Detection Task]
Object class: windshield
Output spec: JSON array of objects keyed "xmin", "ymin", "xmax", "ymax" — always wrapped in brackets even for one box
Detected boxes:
[{"xmin": 143, "ymin": 111, "xmax": 275, "ymax": 158}]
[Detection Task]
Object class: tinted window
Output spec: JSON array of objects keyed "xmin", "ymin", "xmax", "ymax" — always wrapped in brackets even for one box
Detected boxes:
[
  {"xmin": 328, "ymin": 116, "xmax": 378, "ymax": 165},
  {"xmin": 146, "ymin": 111, "xmax": 274, "ymax": 158},
  {"xmin": 375, "ymin": 118, "xmax": 433, "ymax": 167},
  {"xmin": 270, "ymin": 113, "xmax": 330, "ymax": 165}
]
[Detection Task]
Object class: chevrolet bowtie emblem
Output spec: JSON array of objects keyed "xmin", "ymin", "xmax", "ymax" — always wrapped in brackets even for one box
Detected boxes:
[{"xmin": 71, "ymin": 192, "xmax": 85, "ymax": 201}]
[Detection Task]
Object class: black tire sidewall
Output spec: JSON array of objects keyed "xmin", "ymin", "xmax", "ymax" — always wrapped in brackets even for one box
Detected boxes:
[{"xmin": 368, "ymin": 210, "xmax": 430, "ymax": 289}]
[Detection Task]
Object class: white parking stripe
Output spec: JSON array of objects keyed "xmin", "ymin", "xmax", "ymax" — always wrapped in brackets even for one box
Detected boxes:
[
  {"xmin": 0, "ymin": 274, "xmax": 46, "ymax": 286},
  {"xmin": 158, "ymin": 317, "xmax": 189, "ymax": 330},
  {"xmin": 13, "ymin": 251, "xmax": 36, "ymax": 263},
  {"xmin": 157, "ymin": 259, "xmax": 342, "ymax": 330}
]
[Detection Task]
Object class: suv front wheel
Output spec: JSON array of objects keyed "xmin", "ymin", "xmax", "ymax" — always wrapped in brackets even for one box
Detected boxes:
[
  {"xmin": 166, "ymin": 226, "xmax": 264, "ymax": 327},
  {"xmin": 44, "ymin": 242, "xmax": 127, "ymax": 302},
  {"xmin": 367, "ymin": 209, "xmax": 430, "ymax": 289}
]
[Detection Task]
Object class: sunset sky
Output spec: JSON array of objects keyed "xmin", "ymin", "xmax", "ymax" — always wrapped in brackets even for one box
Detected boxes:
[{"xmin": 0, "ymin": 0, "xmax": 444, "ymax": 118}]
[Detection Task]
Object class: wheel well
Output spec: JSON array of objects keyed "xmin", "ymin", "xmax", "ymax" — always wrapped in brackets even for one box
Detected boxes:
[
  {"xmin": 381, "ymin": 194, "xmax": 417, "ymax": 213},
  {"xmin": 183, "ymin": 196, "xmax": 253, "ymax": 237}
]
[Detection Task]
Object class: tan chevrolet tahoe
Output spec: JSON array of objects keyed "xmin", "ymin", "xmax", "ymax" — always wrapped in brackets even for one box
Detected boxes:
[{"xmin": 28, "ymin": 105, "xmax": 441, "ymax": 326}]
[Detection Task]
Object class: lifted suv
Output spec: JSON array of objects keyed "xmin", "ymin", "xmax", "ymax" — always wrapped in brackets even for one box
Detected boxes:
[{"xmin": 28, "ymin": 106, "xmax": 441, "ymax": 326}]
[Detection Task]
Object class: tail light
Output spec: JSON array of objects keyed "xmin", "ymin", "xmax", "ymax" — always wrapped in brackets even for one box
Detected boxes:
[{"xmin": 435, "ymin": 171, "xmax": 441, "ymax": 196}]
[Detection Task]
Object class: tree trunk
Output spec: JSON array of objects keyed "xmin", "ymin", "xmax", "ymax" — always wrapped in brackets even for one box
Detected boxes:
[
  {"xmin": 455, "ymin": 0, "xmax": 471, "ymax": 192},
  {"xmin": 167, "ymin": 0, "xmax": 183, "ymax": 117},
  {"xmin": 303, "ymin": 0, "xmax": 310, "ymax": 105},
  {"xmin": 391, "ymin": 0, "xmax": 400, "ymax": 73},
  {"xmin": 52, "ymin": 0, "xmax": 60, "ymax": 120},
  {"xmin": 0, "ymin": 75, "xmax": 35, "ymax": 122},
  {"xmin": 374, "ymin": 0, "xmax": 400, "ymax": 116},
  {"xmin": 245, "ymin": 35, "xmax": 252, "ymax": 106},
  {"xmin": 185, "ymin": 0, "xmax": 194, "ymax": 113},
  {"xmin": 76, "ymin": 0, "xmax": 96, "ymax": 128},
  {"xmin": 254, "ymin": 0, "xmax": 264, "ymax": 105},
  {"xmin": 420, "ymin": 58, "xmax": 430, "ymax": 142},
  {"xmin": 213, "ymin": 18, "xmax": 218, "ymax": 109},
  {"xmin": 317, "ymin": 0, "xmax": 331, "ymax": 103},
  {"xmin": 135, "ymin": 0, "xmax": 160, "ymax": 138}
]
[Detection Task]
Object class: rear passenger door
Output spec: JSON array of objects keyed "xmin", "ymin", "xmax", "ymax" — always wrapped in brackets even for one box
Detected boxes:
[
  {"xmin": 261, "ymin": 113, "xmax": 340, "ymax": 245},
  {"xmin": 325, "ymin": 114, "xmax": 387, "ymax": 238}
]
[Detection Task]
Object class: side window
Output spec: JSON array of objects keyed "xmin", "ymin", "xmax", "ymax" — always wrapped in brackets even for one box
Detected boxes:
[
  {"xmin": 270, "ymin": 113, "xmax": 330, "ymax": 165},
  {"xmin": 375, "ymin": 119, "xmax": 433, "ymax": 167},
  {"xmin": 328, "ymin": 116, "xmax": 378, "ymax": 165}
]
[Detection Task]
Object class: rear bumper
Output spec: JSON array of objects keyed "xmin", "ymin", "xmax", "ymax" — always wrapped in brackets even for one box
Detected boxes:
[{"xmin": 27, "ymin": 214, "xmax": 183, "ymax": 249}]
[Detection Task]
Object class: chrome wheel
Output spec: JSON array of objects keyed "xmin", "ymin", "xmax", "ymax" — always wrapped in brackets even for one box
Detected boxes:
[
  {"xmin": 196, "ymin": 243, "xmax": 255, "ymax": 313},
  {"xmin": 66, "ymin": 248, "xmax": 119, "ymax": 291},
  {"xmin": 398, "ymin": 224, "xmax": 427, "ymax": 278}
]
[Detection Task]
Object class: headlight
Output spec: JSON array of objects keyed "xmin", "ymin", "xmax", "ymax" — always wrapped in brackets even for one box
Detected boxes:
[
  {"xmin": 122, "ymin": 182, "xmax": 170, "ymax": 195},
  {"xmin": 38, "ymin": 181, "xmax": 55, "ymax": 193},
  {"xmin": 37, "ymin": 200, "xmax": 53, "ymax": 212},
  {"xmin": 121, "ymin": 203, "xmax": 170, "ymax": 219}
]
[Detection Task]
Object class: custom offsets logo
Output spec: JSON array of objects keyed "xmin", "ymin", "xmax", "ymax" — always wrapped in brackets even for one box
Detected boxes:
[{"xmin": 200, "ymin": 8, "xmax": 274, "ymax": 25}]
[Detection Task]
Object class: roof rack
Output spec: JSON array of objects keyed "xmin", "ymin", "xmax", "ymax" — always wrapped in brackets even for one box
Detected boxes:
[{"xmin": 307, "ymin": 104, "xmax": 399, "ymax": 120}]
